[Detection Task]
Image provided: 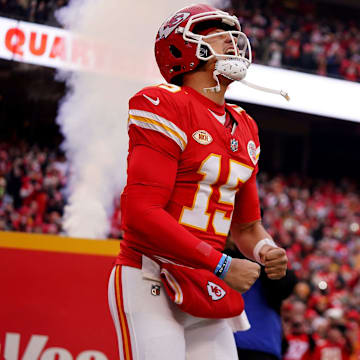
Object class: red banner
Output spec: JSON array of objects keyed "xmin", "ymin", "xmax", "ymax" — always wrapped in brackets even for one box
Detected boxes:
[{"xmin": 0, "ymin": 233, "xmax": 119, "ymax": 360}]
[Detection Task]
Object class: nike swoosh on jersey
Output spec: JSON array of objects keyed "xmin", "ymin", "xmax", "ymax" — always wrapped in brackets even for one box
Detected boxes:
[{"xmin": 143, "ymin": 94, "xmax": 160, "ymax": 106}]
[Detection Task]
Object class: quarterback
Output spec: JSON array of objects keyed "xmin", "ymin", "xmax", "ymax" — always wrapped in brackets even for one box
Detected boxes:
[{"xmin": 108, "ymin": 4, "xmax": 288, "ymax": 360}]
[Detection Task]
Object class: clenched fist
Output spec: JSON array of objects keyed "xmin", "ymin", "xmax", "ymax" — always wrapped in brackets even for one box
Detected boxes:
[
  {"xmin": 259, "ymin": 245, "xmax": 288, "ymax": 279},
  {"xmin": 223, "ymin": 258, "xmax": 261, "ymax": 293}
]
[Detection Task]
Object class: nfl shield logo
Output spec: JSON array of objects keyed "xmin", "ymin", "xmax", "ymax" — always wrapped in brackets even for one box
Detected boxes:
[{"xmin": 230, "ymin": 138, "xmax": 238, "ymax": 152}]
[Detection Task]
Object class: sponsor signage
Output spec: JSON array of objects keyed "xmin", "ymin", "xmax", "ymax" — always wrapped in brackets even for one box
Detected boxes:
[
  {"xmin": 0, "ymin": 232, "xmax": 119, "ymax": 360},
  {"xmin": 0, "ymin": 16, "xmax": 110, "ymax": 72}
]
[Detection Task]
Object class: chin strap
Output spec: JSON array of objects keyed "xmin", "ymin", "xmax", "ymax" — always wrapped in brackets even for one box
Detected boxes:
[
  {"xmin": 203, "ymin": 70, "xmax": 221, "ymax": 93},
  {"xmin": 202, "ymin": 59, "xmax": 290, "ymax": 101},
  {"xmin": 203, "ymin": 73, "xmax": 290, "ymax": 101},
  {"xmin": 240, "ymin": 79, "xmax": 290, "ymax": 101}
]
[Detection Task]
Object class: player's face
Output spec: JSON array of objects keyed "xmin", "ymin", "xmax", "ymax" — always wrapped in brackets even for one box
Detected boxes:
[
  {"xmin": 203, "ymin": 29, "xmax": 239, "ymax": 57},
  {"xmin": 202, "ymin": 28, "xmax": 239, "ymax": 85}
]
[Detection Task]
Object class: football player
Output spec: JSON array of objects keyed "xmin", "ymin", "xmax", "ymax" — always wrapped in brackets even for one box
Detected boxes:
[{"xmin": 108, "ymin": 4, "xmax": 288, "ymax": 360}]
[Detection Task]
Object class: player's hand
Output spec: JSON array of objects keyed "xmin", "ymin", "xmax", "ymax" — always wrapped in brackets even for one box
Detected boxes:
[
  {"xmin": 223, "ymin": 258, "xmax": 260, "ymax": 293},
  {"xmin": 259, "ymin": 245, "xmax": 288, "ymax": 280}
]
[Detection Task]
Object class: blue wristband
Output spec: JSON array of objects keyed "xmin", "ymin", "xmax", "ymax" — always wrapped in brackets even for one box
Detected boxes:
[
  {"xmin": 219, "ymin": 256, "xmax": 232, "ymax": 280},
  {"xmin": 214, "ymin": 254, "xmax": 227, "ymax": 275},
  {"xmin": 215, "ymin": 254, "xmax": 232, "ymax": 279}
]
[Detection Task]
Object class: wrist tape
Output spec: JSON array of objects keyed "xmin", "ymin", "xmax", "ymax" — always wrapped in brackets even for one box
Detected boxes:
[{"xmin": 253, "ymin": 238, "xmax": 277, "ymax": 265}]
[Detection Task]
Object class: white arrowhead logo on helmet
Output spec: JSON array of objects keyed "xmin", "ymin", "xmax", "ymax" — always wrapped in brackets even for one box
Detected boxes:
[{"xmin": 158, "ymin": 12, "xmax": 190, "ymax": 39}]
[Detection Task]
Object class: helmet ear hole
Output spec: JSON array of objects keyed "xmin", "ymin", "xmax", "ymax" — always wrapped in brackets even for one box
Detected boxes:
[
  {"xmin": 170, "ymin": 45, "xmax": 182, "ymax": 58},
  {"xmin": 199, "ymin": 45, "xmax": 210, "ymax": 58}
]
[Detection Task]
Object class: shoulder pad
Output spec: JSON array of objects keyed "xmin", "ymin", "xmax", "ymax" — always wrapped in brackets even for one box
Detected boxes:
[{"xmin": 227, "ymin": 103, "xmax": 245, "ymax": 115}]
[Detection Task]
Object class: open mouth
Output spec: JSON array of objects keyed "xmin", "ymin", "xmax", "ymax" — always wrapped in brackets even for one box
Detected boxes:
[{"xmin": 225, "ymin": 48, "xmax": 237, "ymax": 55}]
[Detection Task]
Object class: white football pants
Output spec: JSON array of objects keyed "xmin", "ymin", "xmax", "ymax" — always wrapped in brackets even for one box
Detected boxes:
[{"xmin": 108, "ymin": 263, "xmax": 239, "ymax": 360}]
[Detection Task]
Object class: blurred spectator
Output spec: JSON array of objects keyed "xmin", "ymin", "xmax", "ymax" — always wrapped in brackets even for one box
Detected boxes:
[
  {"xmin": 283, "ymin": 32, "xmax": 301, "ymax": 68},
  {"xmin": 300, "ymin": 43, "xmax": 317, "ymax": 72},
  {"xmin": 312, "ymin": 323, "xmax": 352, "ymax": 360},
  {"xmin": 34, "ymin": 0, "xmax": 47, "ymax": 23},
  {"xmin": 283, "ymin": 313, "xmax": 315, "ymax": 360}
]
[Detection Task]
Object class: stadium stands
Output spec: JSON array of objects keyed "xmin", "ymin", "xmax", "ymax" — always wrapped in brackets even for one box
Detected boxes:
[
  {"xmin": 227, "ymin": 0, "xmax": 360, "ymax": 82},
  {"xmin": 0, "ymin": 142, "xmax": 66, "ymax": 234},
  {"xmin": 257, "ymin": 173, "xmax": 360, "ymax": 358}
]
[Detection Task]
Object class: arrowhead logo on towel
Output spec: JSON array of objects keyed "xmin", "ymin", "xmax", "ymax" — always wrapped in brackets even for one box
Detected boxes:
[{"xmin": 207, "ymin": 281, "xmax": 226, "ymax": 301}]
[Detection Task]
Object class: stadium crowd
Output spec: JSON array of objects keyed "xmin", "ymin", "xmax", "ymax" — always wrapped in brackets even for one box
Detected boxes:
[
  {"xmin": 0, "ymin": 0, "xmax": 67, "ymax": 26},
  {"xmin": 0, "ymin": 0, "xmax": 359, "ymax": 82},
  {"xmin": 0, "ymin": 142, "xmax": 67, "ymax": 234},
  {"xmin": 258, "ymin": 173, "xmax": 360, "ymax": 359},
  {"xmin": 1, "ymin": 142, "xmax": 359, "ymax": 358},
  {"xmin": 227, "ymin": 0, "xmax": 360, "ymax": 82}
]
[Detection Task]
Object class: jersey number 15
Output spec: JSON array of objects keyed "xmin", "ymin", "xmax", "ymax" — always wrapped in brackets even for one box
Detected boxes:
[{"xmin": 179, "ymin": 153, "xmax": 254, "ymax": 236}]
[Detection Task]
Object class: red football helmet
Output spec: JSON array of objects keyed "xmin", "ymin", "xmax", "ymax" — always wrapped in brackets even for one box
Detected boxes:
[{"xmin": 155, "ymin": 4, "xmax": 251, "ymax": 84}]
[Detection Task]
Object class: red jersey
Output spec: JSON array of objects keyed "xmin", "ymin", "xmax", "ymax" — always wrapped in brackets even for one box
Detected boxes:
[
  {"xmin": 284, "ymin": 334, "xmax": 312, "ymax": 360},
  {"xmin": 117, "ymin": 83, "xmax": 261, "ymax": 270},
  {"xmin": 313, "ymin": 339, "xmax": 350, "ymax": 360}
]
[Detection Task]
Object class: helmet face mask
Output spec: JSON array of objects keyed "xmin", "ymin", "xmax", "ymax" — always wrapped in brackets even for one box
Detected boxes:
[
  {"xmin": 155, "ymin": 4, "xmax": 252, "ymax": 85},
  {"xmin": 194, "ymin": 30, "xmax": 251, "ymax": 66}
]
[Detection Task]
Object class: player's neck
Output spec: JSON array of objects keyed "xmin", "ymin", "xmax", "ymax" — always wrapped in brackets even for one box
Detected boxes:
[{"xmin": 183, "ymin": 72, "xmax": 229, "ymax": 106}]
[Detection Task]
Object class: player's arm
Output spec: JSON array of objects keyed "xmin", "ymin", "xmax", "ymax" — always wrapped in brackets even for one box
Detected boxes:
[
  {"xmin": 124, "ymin": 144, "xmax": 223, "ymax": 271},
  {"xmin": 228, "ymin": 174, "xmax": 288, "ymax": 280}
]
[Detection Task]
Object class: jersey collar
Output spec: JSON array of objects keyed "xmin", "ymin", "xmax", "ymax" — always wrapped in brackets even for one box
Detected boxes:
[{"xmin": 208, "ymin": 109, "xmax": 226, "ymax": 125}]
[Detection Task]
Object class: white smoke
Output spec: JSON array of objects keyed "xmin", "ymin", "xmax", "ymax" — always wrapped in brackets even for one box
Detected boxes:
[{"xmin": 56, "ymin": 0, "xmax": 214, "ymax": 239}]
